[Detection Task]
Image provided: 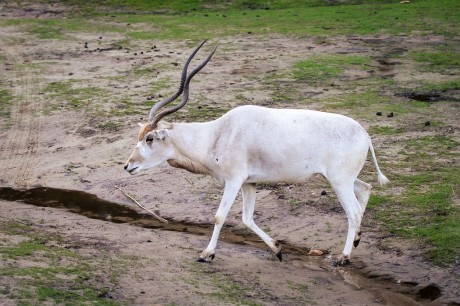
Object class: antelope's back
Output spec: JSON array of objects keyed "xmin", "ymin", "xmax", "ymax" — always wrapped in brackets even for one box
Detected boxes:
[{"xmin": 215, "ymin": 105, "xmax": 370, "ymax": 182}]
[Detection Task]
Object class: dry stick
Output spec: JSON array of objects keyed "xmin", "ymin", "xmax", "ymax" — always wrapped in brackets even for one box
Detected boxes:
[{"xmin": 113, "ymin": 184, "xmax": 169, "ymax": 224}]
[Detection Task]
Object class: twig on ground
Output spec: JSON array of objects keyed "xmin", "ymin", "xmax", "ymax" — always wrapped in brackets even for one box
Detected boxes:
[{"xmin": 113, "ymin": 184, "xmax": 169, "ymax": 223}]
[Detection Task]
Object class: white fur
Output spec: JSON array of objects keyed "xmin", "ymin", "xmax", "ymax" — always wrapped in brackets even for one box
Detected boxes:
[{"xmin": 125, "ymin": 105, "xmax": 389, "ymax": 264}]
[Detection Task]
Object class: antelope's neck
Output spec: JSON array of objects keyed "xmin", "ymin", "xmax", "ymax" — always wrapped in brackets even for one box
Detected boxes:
[{"xmin": 166, "ymin": 121, "xmax": 216, "ymax": 175}]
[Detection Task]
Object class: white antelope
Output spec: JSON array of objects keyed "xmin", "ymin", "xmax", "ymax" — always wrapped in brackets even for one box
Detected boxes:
[{"xmin": 124, "ymin": 41, "xmax": 389, "ymax": 265}]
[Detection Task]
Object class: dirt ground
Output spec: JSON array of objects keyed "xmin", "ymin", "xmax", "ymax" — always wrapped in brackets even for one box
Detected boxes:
[{"xmin": 0, "ymin": 4, "xmax": 459, "ymax": 306}]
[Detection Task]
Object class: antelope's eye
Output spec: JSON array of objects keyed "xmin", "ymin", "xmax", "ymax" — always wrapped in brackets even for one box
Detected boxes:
[{"xmin": 146, "ymin": 136, "xmax": 154, "ymax": 143}]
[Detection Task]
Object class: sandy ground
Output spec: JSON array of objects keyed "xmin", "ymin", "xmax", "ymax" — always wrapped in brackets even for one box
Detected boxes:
[{"xmin": 0, "ymin": 5, "xmax": 459, "ymax": 305}]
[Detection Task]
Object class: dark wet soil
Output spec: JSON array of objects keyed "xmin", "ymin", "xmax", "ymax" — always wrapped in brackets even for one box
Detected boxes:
[
  {"xmin": 0, "ymin": 186, "xmax": 324, "ymax": 260},
  {"xmin": 395, "ymin": 91, "xmax": 460, "ymax": 103}
]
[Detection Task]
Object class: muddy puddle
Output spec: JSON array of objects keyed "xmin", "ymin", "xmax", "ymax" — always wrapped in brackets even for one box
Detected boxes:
[
  {"xmin": 0, "ymin": 186, "xmax": 326, "ymax": 259},
  {"xmin": 0, "ymin": 186, "xmax": 439, "ymax": 304}
]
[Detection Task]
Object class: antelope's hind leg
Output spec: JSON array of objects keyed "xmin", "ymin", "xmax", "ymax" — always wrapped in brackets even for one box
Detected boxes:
[
  {"xmin": 330, "ymin": 181, "xmax": 363, "ymax": 266},
  {"xmin": 353, "ymin": 179, "xmax": 372, "ymax": 248},
  {"xmin": 241, "ymin": 183, "xmax": 282, "ymax": 261}
]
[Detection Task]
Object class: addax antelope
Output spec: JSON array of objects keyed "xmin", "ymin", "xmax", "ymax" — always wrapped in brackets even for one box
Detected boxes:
[{"xmin": 124, "ymin": 41, "xmax": 389, "ymax": 265}]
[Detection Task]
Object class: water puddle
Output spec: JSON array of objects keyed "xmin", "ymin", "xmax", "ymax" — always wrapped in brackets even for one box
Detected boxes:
[
  {"xmin": 0, "ymin": 186, "xmax": 436, "ymax": 304},
  {"xmin": 0, "ymin": 186, "xmax": 316, "ymax": 258}
]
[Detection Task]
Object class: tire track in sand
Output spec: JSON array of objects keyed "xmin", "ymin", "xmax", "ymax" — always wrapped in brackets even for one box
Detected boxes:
[{"xmin": 0, "ymin": 35, "xmax": 43, "ymax": 187}]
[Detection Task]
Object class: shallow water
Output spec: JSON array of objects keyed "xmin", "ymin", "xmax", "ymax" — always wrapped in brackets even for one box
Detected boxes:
[{"xmin": 0, "ymin": 186, "xmax": 316, "ymax": 257}]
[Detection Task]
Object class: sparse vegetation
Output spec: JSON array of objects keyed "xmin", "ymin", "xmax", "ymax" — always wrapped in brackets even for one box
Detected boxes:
[
  {"xmin": 293, "ymin": 55, "xmax": 370, "ymax": 84},
  {"xmin": 44, "ymin": 81, "xmax": 105, "ymax": 111},
  {"xmin": 0, "ymin": 89, "xmax": 14, "ymax": 118},
  {"xmin": 0, "ymin": 220, "xmax": 129, "ymax": 305}
]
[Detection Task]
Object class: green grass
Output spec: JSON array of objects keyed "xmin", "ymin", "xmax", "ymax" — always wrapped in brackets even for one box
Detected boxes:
[
  {"xmin": 415, "ymin": 79, "xmax": 460, "ymax": 93},
  {"xmin": 293, "ymin": 55, "xmax": 371, "ymax": 84},
  {"xmin": 405, "ymin": 135, "xmax": 458, "ymax": 155},
  {"xmin": 2, "ymin": 240, "xmax": 49, "ymax": 258},
  {"xmin": 1, "ymin": 0, "xmax": 458, "ymax": 39},
  {"xmin": 43, "ymin": 81, "xmax": 105, "ymax": 111},
  {"xmin": 0, "ymin": 89, "xmax": 14, "ymax": 118},
  {"xmin": 208, "ymin": 274, "xmax": 261, "ymax": 306},
  {"xmin": 410, "ymin": 51, "xmax": 460, "ymax": 72},
  {"xmin": 321, "ymin": 91, "xmax": 393, "ymax": 115},
  {"xmin": 368, "ymin": 129, "xmax": 460, "ymax": 265},
  {"xmin": 368, "ymin": 125, "xmax": 402, "ymax": 135},
  {"xmin": 369, "ymin": 171, "xmax": 460, "ymax": 265},
  {"xmin": 0, "ymin": 220, "xmax": 127, "ymax": 305}
]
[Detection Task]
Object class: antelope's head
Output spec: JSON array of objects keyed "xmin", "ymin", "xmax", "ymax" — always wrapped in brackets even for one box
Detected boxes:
[{"xmin": 124, "ymin": 40, "xmax": 217, "ymax": 175}]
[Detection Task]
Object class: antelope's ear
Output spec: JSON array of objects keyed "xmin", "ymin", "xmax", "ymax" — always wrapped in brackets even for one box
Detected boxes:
[{"xmin": 155, "ymin": 129, "xmax": 168, "ymax": 140}]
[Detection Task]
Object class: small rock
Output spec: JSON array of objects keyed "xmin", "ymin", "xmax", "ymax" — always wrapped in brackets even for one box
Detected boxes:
[
  {"xmin": 321, "ymin": 190, "xmax": 327, "ymax": 196},
  {"xmin": 376, "ymin": 112, "xmax": 382, "ymax": 116},
  {"xmin": 387, "ymin": 112, "xmax": 394, "ymax": 117},
  {"xmin": 307, "ymin": 249, "xmax": 325, "ymax": 256},
  {"xmin": 425, "ymin": 121, "xmax": 431, "ymax": 126}
]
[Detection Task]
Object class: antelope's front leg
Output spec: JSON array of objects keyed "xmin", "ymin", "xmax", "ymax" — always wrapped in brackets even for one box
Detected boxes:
[
  {"xmin": 197, "ymin": 181, "xmax": 242, "ymax": 262},
  {"xmin": 242, "ymin": 183, "xmax": 282, "ymax": 260}
]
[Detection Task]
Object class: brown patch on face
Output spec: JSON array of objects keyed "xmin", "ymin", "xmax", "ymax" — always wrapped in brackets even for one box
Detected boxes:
[{"xmin": 137, "ymin": 123, "xmax": 156, "ymax": 141}]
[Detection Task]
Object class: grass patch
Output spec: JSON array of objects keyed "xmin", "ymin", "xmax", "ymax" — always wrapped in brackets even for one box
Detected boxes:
[
  {"xmin": 293, "ymin": 55, "xmax": 370, "ymax": 84},
  {"xmin": 0, "ymin": 219, "xmax": 129, "ymax": 305},
  {"xmin": 323, "ymin": 91, "xmax": 392, "ymax": 113},
  {"xmin": 1, "ymin": 0, "xmax": 459, "ymax": 39},
  {"xmin": 404, "ymin": 135, "xmax": 458, "ymax": 155},
  {"xmin": 370, "ymin": 171, "xmax": 460, "ymax": 265},
  {"xmin": 369, "ymin": 125, "xmax": 402, "ymax": 135},
  {"xmin": 0, "ymin": 89, "xmax": 14, "ymax": 118},
  {"xmin": 208, "ymin": 274, "xmax": 260, "ymax": 306},
  {"xmin": 2, "ymin": 240, "xmax": 48, "ymax": 258},
  {"xmin": 169, "ymin": 104, "xmax": 230, "ymax": 122},
  {"xmin": 410, "ymin": 51, "xmax": 460, "ymax": 72},
  {"xmin": 43, "ymin": 81, "xmax": 105, "ymax": 112},
  {"xmin": 368, "ymin": 130, "xmax": 460, "ymax": 265},
  {"xmin": 416, "ymin": 79, "xmax": 460, "ymax": 93}
]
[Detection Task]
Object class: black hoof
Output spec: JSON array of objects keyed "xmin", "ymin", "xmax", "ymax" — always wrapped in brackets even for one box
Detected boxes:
[
  {"xmin": 333, "ymin": 258, "xmax": 350, "ymax": 267},
  {"xmin": 354, "ymin": 231, "xmax": 362, "ymax": 248},
  {"xmin": 353, "ymin": 239, "xmax": 361, "ymax": 248},
  {"xmin": 196, "ymin": 254, "xmax": 215, "ymax": 263},
  {"xmin": 276, "ymin": 251, "xmax": 282, "ymax": 262}
]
